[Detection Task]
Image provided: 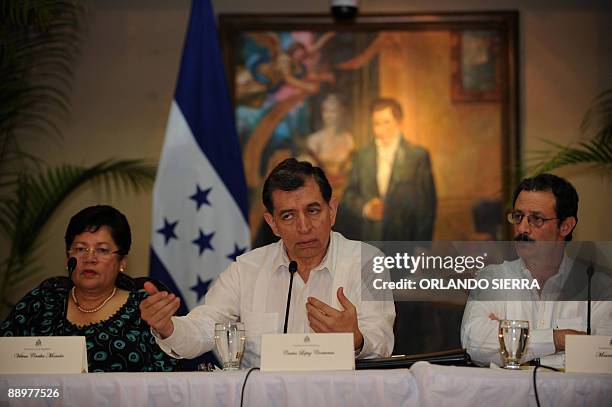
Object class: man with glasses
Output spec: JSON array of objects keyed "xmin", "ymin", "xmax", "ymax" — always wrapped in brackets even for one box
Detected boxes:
[{"xmin": 460, "ymin": 173, "xmax": 612, "ymax": 366}]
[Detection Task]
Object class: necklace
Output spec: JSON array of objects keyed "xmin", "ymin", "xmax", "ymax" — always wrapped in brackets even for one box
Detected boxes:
[{"xmin": 71, "ymin": 286, "xmax": 117, "ymax": 313}]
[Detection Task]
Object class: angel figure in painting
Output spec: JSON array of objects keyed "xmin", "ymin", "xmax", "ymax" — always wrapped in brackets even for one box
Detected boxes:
[{"xmin": 236, "ymin": 31, "xmax": 336, "ymax": 107}]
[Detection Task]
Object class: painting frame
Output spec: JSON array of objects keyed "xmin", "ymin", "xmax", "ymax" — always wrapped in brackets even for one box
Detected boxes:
[{"xmin": 219, "ymin": 12, "xmax": 520, "ymax": 243}]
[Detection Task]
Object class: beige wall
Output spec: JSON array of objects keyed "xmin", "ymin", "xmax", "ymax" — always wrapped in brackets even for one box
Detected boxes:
[{"xmin": 8, "ymin": 0, "xmax": 612, "ymax": 302}]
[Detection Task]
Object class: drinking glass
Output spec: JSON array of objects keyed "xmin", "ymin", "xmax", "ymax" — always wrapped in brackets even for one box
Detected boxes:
[
  {"xmin": 498, "ymin": 319, "xmax": 529, "ymax": 369},
  {"xmin": 214, "ymin": 322, "xmax": 246, "ymax": 370}
]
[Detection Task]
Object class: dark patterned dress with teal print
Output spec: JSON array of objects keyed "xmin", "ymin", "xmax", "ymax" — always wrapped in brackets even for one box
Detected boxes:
[{"xmin": 0, "ymin": 280, "xmax": 179, "ymax": 372}]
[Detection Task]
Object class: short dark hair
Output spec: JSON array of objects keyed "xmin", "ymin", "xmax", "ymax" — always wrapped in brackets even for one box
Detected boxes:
[
  {"xmin": 370, "ymin": 98, "xmax": 403, "ymax": 121},
  {"xmin": 262, "ymin": 158, "xmax": 332, "ymax": 213},
  {"xmin": 512, "ymin": 173, "xmax": 579, "ymax": 241},
  {"xmin": 64, "ymin": 205, "xmax": 132, "ymax": 255}
]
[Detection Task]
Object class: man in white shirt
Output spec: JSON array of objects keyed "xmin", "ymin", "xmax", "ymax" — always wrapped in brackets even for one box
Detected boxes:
[
  {"xmin": 140, "ymin": 158, "xmax": 395, "ymax": 367},
  {"xmin": 461, "ymin": 173, "xmax": 612, "ymax": 366}
]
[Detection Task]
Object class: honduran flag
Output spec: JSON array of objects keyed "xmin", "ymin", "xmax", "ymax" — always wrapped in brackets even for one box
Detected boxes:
[{"xmin": 150, "ymin": 0, "xmax": 249, "ymax": 315}]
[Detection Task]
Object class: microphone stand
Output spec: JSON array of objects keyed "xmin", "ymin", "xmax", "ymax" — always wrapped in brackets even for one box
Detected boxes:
[
  {"xmin": 63, "ymin": 257, "xmax": 77, "ymax": 335},
  {"xmin": 68, "ymin": 257, "xmax": 77, "ymax": 280},
  {"xmin": 586, "ymin": 261, "xmax": 594, "ymax": 335},
  {"xmin": 283, "ymin": 261, "xmax": 298, "ymax": 334}
]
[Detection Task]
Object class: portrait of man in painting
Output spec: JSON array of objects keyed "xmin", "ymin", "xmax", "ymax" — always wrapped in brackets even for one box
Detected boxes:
[{"xmin": 223, "ymin": 15, "xmax": 517, "ymax": 248}]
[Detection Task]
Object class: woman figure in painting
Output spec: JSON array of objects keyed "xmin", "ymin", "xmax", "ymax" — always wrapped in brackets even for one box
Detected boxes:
[
  {"xmin": 304, "ymin": 93, "xmax": 355, "ymax": 195},
  {"xmin": 0, "ymin": 205, "xmax": 179, "ymax": 372}
]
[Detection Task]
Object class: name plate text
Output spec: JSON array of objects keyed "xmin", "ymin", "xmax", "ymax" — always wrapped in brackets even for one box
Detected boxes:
[
  {"xmin": 566, "ymin": 335, "xmax": 612, "ymax": 374},
  {"xmin": 260, "ymin": 333, "xmax": 354, "ymax": 372},
  {"xmin": 0, "ymin": 336, "xmax": 88, "ymax": 373}
]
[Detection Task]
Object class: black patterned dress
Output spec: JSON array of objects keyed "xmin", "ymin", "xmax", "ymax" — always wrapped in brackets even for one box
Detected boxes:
[{"xmin": 0, "ymin": 281, "xmax": 180, "ymax": 372}]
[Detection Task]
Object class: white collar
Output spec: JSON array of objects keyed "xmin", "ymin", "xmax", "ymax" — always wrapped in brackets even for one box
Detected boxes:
[{"xmin": 270, "ymin": 232, "xmax": 337, "ymax": 278}]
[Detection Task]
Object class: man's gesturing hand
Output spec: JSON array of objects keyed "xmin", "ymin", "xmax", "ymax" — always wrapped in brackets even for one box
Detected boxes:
[
  {"xmin": 306, "ymin": 287, "xmax": 364, "ymax": 350},
  {"xmin": 139, "ymin": 281, "xmax": 180, "ymax": 339},
  {"xmin": 553, "ymin": 329, "xmax": 585, "ymax": 352}
]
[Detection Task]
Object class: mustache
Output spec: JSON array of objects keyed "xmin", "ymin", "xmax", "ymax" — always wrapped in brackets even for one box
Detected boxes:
[{"xmin": 514, "ymin": 234, "xmax": 535, "ymax": 242}]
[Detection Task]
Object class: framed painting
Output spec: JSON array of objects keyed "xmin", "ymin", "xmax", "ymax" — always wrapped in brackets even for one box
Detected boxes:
[{"xmin": 219, "ymin": 12, "xmax": 519, "ymax": 246}]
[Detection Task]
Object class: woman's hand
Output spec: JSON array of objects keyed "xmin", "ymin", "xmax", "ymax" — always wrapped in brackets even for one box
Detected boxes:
[{"xmin": 140, "ymin": 282, "xmax": 180, "ymax": 339}]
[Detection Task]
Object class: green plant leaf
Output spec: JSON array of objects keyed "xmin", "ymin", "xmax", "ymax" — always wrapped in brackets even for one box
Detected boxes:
[
  {"xmin": 529, "ymin": 89, "xmax": 612, "ymax": 176},
  {"xmin": 528, "ymin": 138, "xmax": 612, "ymax": 175},
  {"xmin": 581, "ymin": 89, "xmax": 612, "ymax": 143}
]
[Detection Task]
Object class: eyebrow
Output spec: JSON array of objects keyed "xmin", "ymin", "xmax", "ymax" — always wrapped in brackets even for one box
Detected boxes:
[
  {"xmin": 515, "ymin": 210, "xmax": 545, "ymax": 216},
  {"xmin": 278, "ymin": 209, "xmax": 295, "ymax": 217},
  {"xmin": 72, "ymin": 240, "xmax": 112, "ymax": 246},
  {"xmin": 276, "ymin": 202, "xmax": 322, "ymax": 216}
]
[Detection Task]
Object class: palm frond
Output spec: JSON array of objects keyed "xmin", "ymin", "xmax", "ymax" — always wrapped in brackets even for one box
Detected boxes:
[
  {"xmin": 527, "ymin": 138, "xmax": 612, "ymax": 175},
  {"xmin": 581, "ymin": 89, "xmax": 612, "ymax": 143},
  {"xmin": 1, "ymin": 0, "xmax": 83, "ymax": 27},
  {"xmin": 0, "ymin": 0, "xmax": 84, "ymax": 172},
  {"xmin": 528, "ymin": 89, "xmax": 612, "ymax": 176},
  {"xmin": 0, "ymin": 200, "xmax": 17, "ymax": 236}
]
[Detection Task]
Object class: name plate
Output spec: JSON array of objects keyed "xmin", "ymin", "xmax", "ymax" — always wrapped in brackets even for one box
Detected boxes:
[
  {"xmin": 566, "ymin": 335, "xmax": 612, "ymax": 374},
  {"xmin": 0, "ymin": 336, "xmax": 88, "ymax": 373},
  {"xmin": 260, "ymin": 333, "xmax": 354, "ymax": 372}
]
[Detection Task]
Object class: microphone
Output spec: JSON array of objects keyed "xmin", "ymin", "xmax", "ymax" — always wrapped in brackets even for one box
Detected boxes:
[
  {"xmin": 67, "ymin": 257, "xmax": 77, "ymax": 279},
  {"xmin": 283, "ymin": 261, "xmax": 298, "ymax": 334},
  {"xmin": 64, "ymin": 257, "xmax": 77, "ymax": 335},
  {"xmin": 586, "ymin": 260, "xmax": 594, "ymax": 335}
]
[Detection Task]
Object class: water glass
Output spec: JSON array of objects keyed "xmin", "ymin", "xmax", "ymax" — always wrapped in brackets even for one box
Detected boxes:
[
  {"xmin": 214, "ymin": 322, "xmax": 246, "ymax": 370},
  {"xmin": 498, "ymin": 319, "xmax": 529, "ymax": 369}
]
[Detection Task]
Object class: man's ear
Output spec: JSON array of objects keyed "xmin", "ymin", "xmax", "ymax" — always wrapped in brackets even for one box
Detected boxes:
[
  {"xmin": 329, "ymin": 197, "xmax": 338, "ymax": 227},
  {"xmin": 263, "ymin": 212, "xmax": 281, "ymax": 237},
  {"xmin": 559, "ymin": 216, "xmax": 577, "ymax": 238}
]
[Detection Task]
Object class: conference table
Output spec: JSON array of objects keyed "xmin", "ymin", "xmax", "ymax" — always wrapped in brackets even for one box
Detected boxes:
[{"xmin": 1, "ymin": 362, "xmax": 610, "ymax": 406}]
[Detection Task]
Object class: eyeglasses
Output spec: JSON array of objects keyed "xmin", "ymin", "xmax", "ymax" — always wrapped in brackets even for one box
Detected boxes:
[
  {"xmin": 506, "ymin": 212, "xmax": 559, "ymax": 228},
  {"xmin": 68, "ymin": 247, "xmax": 121, "ymax": 259}
]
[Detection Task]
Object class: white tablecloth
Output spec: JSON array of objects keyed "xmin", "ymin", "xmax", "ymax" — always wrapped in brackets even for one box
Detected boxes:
[
  {"xmin": 1, "ymin": 363, "xmax": 610, "ymax": 406},
  {"xmin": 0, "ymin": 369, "xmax": 417, "ymax": 407},
  {"xmin": 410, "ymin": 362, "xmax": 612, "ymax": 407}
]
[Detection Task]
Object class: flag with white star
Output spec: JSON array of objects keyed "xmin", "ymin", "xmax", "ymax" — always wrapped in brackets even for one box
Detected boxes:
[{"xmin": 150, "ymin": 0, "xmax": 249, "ymax": 314}]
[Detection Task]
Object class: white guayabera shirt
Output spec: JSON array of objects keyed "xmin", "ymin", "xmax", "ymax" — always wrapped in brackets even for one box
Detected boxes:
[
  {"xmin": 461, "ymin": 256, "xmax": 612, "ymax": 366},
  {"xmin": 154, "ymin": 231, "xmax": 396, "ymax": 368}
]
